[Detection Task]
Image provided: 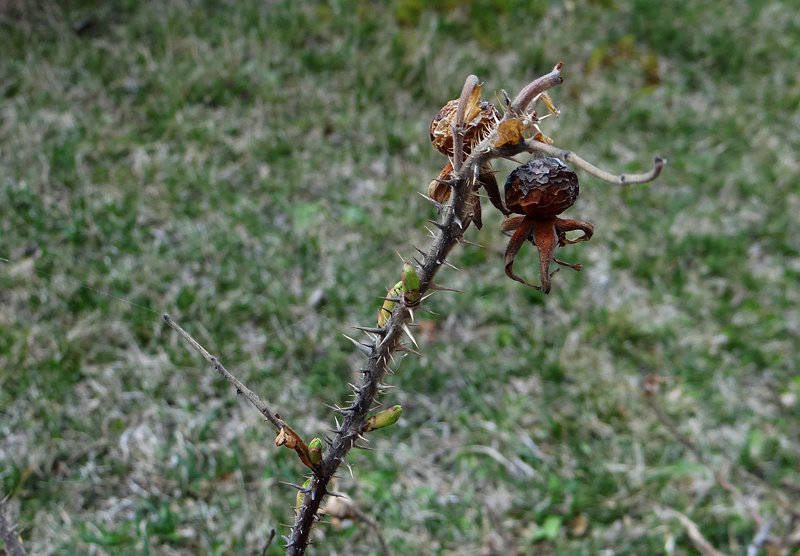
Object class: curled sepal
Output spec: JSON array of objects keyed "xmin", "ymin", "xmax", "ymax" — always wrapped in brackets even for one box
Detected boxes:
[
  {"xmin": 401, "ymin": 263, "xmax": 420, "ymax": 308},
  {"xmin": 378, "ymin": 280, "xmax": 404, "ymax": 327},
  {"xmin": 296, "ymin": 478, "xmax": 311, "ymax": 512},
  {"xmin": 363, "ymin": 405, "xmax": 403, "ymax": 432},
  {"xmin": 308, "ymin": 437, "xmax": 323, "ymax": 466}
]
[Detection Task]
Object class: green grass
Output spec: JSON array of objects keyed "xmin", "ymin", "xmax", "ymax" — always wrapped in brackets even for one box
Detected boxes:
[{"xmin": 2, "ymin": 0, "xmax": 799, "ymax": 554}]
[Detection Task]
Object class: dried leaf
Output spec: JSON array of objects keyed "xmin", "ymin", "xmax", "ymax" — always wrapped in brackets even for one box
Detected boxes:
[
  {"xmin": 464, "ymin": 82, "xmax": 484, "ymax": 124},
  {"xmin": 494, "ymin": 118, "xmax": 524, "ymax": 148},
  {"xmin": 540, "ymin": 91, "xmax": 560, "ymax": 117}
]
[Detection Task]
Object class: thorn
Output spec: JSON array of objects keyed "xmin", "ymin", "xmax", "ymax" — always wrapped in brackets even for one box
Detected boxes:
[
  {"xmin": 427, "ymin": 218, "xmax": 447, "ymax": 231},
  {"xmin": 325, "ymin": 403, "xmax": 354, "ymax": 416},
  {"xmin": 278, "ymin": 481, "xmax": 309, "ymax": 491},
  {"xmin": 356, "ymin": 433, "xmax": 370, "ymax": 443},
  {"xmin": 440, "ymin": 258, "xmax": 461, "ymax": 271},
  {"xmin": 453, "ymin": 214, "xmax": 463, "ymax": 230},
  {"xmin": 348, "ymin": 382, "xmax": 363, "ymax": 393},
  {"xmin": 457, "ymin": 237, "xmax": 484, "ymax": 248},
  {"xmin": 425, "ymin": 226, "xmax": 438, "ymax": 238},
  {"xmin": 397, "ymin": 345, "xmax": 424, "ymax": 357},
  {"xmin": 342, "ymin": 334, "xmax": 374, "ymax": 357},
  {"xmin": 429, "ymin": 282, "xmax": 463, "ymax": 293},
  {"xmin": 357, "ymin": 368, "xmax": 371, "ymax": 375},
  {"xmin": 412, "ymin": 256, "xmax": 423, "ymax": 267},
  {"xmin": 325, "ymin": 490, "xmax": 347, "ymax": 498},
  {"xmin": 334, "ymin": 416, "xmax": 341, "ymax": 430},
  {"xmin": 353, "ymin": 443, "xmax": 376, "ymax": 451},
  {"xmin": 411, "ymin": 245, "xmax": 427, "ymax": 257},
  {"xmin": 417, "ymin": 192, "xmax": 446, "ymax": 211},
  {"xmin": 351, "ymin": 324, "xmax": 386, "ymax": 336},
  {"xmin": 402, "ymin": 324, "xmax": 419, "ymax": 348},
  {"xmin": 343, "ymin": 460, "xmax": 354, "ymax": 479},
  {"xmin": 377, "ymin": 382, "xmax": 397, "ymax": 390}
]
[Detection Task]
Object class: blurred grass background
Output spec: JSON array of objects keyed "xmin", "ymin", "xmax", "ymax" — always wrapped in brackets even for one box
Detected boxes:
[{"xmin": 1, "ymin": 0, "xmax": 799, "ymax": 554}]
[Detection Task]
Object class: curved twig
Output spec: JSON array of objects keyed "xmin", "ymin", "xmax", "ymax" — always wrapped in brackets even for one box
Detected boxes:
[
  {"xmin": 510, "ymin": 62, "xmax": 563, "ymax": 114},
  {"xmin": 528, "ymin": 141, "xmax": 665, "ymax": 185}
]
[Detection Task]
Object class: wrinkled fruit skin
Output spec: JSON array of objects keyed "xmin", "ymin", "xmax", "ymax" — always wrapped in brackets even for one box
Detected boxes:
[
  {"xmin": 430, "ymin": 99, "xmax": 501, "ymax": 157},
  {"xmin": 504, "ymin": 157, "xmax": 579, "ymax": 217}
]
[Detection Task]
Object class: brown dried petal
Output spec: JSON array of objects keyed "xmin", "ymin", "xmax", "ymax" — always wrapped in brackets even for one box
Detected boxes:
[{"xmin": 428, "ymin": 162, "xmax": 453, "ymax": 203}]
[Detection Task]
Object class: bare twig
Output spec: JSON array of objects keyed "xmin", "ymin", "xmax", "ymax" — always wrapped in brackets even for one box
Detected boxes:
[
  {"xmin": 656, "ymin": 507, "xmax": 728, "ymax": 556},
  {"xmin": 747, "ymin": 520, "xmax": 771, "ymax": 556},
  {"xmin": 0, "ymin": 499, "xmax": 27, "ymax": 556},
  {"xmin": 510, "ymin": 62, "xmax": 564, "ymax": 114},
  {"xmin": 644, "ymin": 388, "xmax": 765, "ymax": 528},
  {"xmin": 261, "ymin": 528, "xmax": 277, "ymax": 556},
  {"xmin": 529, "ymin": 142, "xmax": 665, "ymax": 185},
  {"xmin": 163, "ymin": 314, "xmax": 284, "ymax": 432}
]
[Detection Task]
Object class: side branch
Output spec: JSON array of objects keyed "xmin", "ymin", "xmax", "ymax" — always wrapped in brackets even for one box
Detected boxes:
[
  {"xmin": 163, "ymin": 314, "xmax": 285, "ymax": 432},
  {"xmin": 510, "ymin": 62, "xmax": 563, "ymax": 114},
  {"xmin": 528, "ymin": 141, "xmax": 665, "ymax": 185}
]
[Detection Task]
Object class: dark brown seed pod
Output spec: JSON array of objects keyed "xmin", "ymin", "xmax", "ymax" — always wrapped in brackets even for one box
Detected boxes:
[{"xmin": 504, "ymin": 157, "xmax": 579, "ymax": 217}]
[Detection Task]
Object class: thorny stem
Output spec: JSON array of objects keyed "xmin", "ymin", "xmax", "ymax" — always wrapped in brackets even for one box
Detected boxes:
[
  {"xmin": 169, "ymin": 66, "xmax": 666, "ymax": 555},
  {"xmin": 286, "ymin": 69, "xmax": 580, "ymax": 555}
]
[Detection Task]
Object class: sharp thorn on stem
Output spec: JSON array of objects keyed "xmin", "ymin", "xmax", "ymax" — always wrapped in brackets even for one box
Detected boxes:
[
  {"xmin": 398, "ymin": 345, "xmax": 424, "ymax": 357},
  {"xmin": 342, "ymin": 334, "xmax": 375, "ymax": 357},
  {"xmin": 429, "ymin": 282, "xmax": 462, "ymax": 293},
  {"xmin": 402, "ymin": 324, "xmax": 419, "ymax": 348},
  {"xmin": 440, "ymin": 258, "xmax": 461, "ymax": 271},
  {"xmin": 351, "ymin": 324, "xmax": 386, "ymax": 336},
  {"xmin": 457, "ymin": 237, "xmax": 484, "ymax": 248}
]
